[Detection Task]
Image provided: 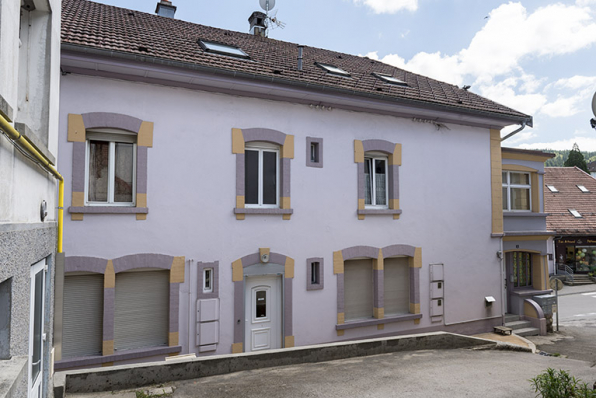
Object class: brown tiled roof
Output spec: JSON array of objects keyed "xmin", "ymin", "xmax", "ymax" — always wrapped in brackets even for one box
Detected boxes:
[
  {"xmin": 544, "ymin": 167, "xmax": 596, "ymax": 235},
  {"xmin": 61, "ymin": 0, "xmax": 531, "ymax": 122}
]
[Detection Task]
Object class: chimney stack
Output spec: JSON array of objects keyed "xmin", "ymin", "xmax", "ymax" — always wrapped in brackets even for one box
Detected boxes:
[
  {"xmin": 155, "ymin": 0, "xmax": 176, "ymax": 18},
  {"xmin": 248, "ymin": 11, "xmax": 267, "ymax": 37}
]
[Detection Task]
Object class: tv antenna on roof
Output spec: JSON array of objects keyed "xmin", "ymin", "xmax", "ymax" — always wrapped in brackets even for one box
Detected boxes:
[{"xmin": 257, "ymin": 0, "xmax": 285, "ymax": 36}]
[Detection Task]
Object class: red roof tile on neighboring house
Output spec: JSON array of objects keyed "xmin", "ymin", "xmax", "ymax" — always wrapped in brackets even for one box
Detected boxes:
[
  {"xmin": 61, "ymin": 0, "xmax": 531, "ymax": 122},
  {"xmin": 544, "ymin": 167, "xmax": 596, "ymax": 235}
]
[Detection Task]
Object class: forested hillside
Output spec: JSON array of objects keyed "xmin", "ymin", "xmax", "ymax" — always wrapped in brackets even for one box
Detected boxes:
[{"xmin": 529, "ymin": 149, "xmax": 596, "ymax": 167}]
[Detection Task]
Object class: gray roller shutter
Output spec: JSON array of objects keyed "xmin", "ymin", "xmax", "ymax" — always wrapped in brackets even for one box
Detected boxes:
[
  {"xmin": 62, "ymin": 274, "xmax": 104, "ymax": 358},
  {"xmin": 344, "ymin": 259, "xmax": 373, "ymax": 321},
  {"xmin": 115, "ymin": 270, "xmax": 169, "ymax": 351},
  {"xmin": 384, "ymin": 257, "xmax": 410, "ymax": 316}
]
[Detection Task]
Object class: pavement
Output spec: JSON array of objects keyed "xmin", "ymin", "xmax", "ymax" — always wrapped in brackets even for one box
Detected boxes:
[
  {"xmin": 67, "ymin": 348, "xmax": 596, "ymax": 398},
  {"xmin": 554, "ymin": 283, "xmax": 596, "ymax": 296}
]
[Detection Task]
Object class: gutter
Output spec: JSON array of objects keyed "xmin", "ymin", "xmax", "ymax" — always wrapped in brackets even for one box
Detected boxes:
[
  {"xmin": 61, "ymin": 44, "xmax": 532, "ymax": 127},
  {"xmin": 0, "ymin": 115, "xmax": 65, "ymax": 253},
  {"xmin": 500, "ymin": 120, "xmax": 529, "ymax": 142}
]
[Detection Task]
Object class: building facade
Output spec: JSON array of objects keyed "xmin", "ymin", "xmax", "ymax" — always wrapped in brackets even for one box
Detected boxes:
[
  {"xmin": 0, "ymin": 0, "xmax": 62, "ymax": 397},
  {"xmin": 54, "ymin": 0, "xmax": 537, "ymax": 370}
]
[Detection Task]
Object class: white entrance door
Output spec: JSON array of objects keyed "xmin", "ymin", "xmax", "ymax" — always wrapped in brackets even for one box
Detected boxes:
[
  {"xmin": 245, "ymin": 275, "xmax": 281, "ymax": 352},
  {"xmin": 29, "ymin": 259, "xmax": 46, "ymax": 398}
]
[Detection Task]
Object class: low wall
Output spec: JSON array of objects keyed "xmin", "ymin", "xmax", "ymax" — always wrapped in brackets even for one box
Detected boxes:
[{"xmin": 55, "ymin": 332, "xmax": 509, "ymax": 396}]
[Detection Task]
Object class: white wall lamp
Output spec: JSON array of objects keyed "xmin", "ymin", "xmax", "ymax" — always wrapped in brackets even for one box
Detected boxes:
[{"xmin": 485, "ymin": 296, "xmax": 496, "ymax": 307}]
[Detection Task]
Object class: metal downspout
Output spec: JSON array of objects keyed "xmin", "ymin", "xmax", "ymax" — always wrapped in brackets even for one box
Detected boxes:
[
  {"xmin": 500, "ymin": 120, "xmax": 528, "ymax": 142},
  {"xmin": 0, "ymin": 115, "xmax": 65, "ymax": 253}
]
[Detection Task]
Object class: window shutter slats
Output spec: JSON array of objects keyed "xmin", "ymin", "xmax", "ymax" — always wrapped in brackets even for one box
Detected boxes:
[
  {"xmin": 63, "ymin": 275, "xmax": 104, "ymax": 358},
  {"xmin": 115, "ymin": 271, "xmax": 169, "ymax": 351},
  {"xmin": 344, "ymin": 259, "xmax": 373, "ymax": 321},
  {"xmin": 384, "ymin": 257, "xmax": 410, "ymax": 316}
]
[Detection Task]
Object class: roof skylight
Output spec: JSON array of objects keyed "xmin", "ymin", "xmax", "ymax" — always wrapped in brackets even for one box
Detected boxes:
[
  {"xmin": 577, "ymin": 185, "xmax": 590, "ymax": 193},
  {"xmin": 315, "ymin": 63, "xmax": 350, "ymax": 77},
  {"xmin": 546, "ymin": 185, "xmax": 559, "ymax": 193},
  {"xmin": 372, "ymin": 73, "xmax": 408, "ymax": 86},
  {"xmin": 569, "ymin": 209, "xmax": 582, "ymax": 218},
  {"xmin": 198, "ymin": 40, "xmax": 249, "ymax": 59}
]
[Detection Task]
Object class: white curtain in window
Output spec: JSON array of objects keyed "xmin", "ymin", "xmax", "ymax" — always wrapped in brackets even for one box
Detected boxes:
[
  {"xmin": 375, "ymin": 174, "xmax": 387, "ymax": 206},
  {"xmin": 344, "ymin": 259, "xmax": 373, "ymax": 321}
]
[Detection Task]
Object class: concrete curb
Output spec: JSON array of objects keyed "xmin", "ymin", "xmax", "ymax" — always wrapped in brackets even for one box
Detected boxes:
[{"xmin": 53, "ymin": 332, "xmax": 528, "ymax": 397}]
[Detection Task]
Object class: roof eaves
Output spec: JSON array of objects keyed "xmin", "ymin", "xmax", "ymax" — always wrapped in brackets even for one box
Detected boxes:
[{"xmin": 61, "ymin": 43, "xmax": 532, "ymax": 125}]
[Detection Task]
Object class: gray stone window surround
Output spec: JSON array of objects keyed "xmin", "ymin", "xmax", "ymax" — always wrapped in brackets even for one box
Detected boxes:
[
  {"xmin": 55, "ymin": 254, "xmax": 183, "ymax": 370},
  {"xmin": 306, "ymin": 137, "xmax": 323, "ymax": 168},
  {"xmin": 306, "ymin": 257, "xmax": 324, "ymax": 290},
  {"xmin": 197, "ymin": 261, "xmax": 219, "ymax": 300},
  {"xmin": 67, "ymin": 112, "xmax": 152, "ymax": 220},
  {"xmin": 232, "ymin": 128, "xmax": 294, "ymax": 220},
  {"xmin": 355, "ymin": 139, "xmax": 402, "ymax": 219},
  {"xmin": 231, "ymin": 250, "xmax": 295, "ymax": 352},
  {"xmin": 334, "ymin": 244, "xmax": 421, "ymax": 332}
]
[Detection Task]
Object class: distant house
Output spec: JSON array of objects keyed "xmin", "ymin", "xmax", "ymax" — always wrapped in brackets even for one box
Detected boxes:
[
  {"xmin": 0, "ymin": 0, "xmax": 62, "ymax": 397},
  {"xmin": 545, "ymin": 167, "xmax": 596, "ymax": 275},
  {"xmin": 55, "ymin": 0, "xmax": 543, "ymax": 370},
  {"xmin": 587, "ymin": 160, "xmax": 596, "ymax": 178}
]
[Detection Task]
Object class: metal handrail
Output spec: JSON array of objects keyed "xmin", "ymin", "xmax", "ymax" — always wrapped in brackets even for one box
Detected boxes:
[{"xmin": 556, "ymin": 263, "xmax": 574, "ymax": 283}]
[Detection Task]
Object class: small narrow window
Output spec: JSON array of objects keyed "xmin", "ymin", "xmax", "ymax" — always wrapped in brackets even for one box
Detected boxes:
[
  {"xmin": 577, "ymin": 185, "xmax": 590, "ymax": 193},
  {"xmin": 546, "ymin": 185, "xmax": 558, "ymax": 193},
  {"xmin": 203, "ymin": 268, "xmax": 213, "ymax": 293},
  {"xmin": 569, "ymin": 209, "xmax": 582, "ymax": 218},
  {"xmin": 311, "ymin": 262, "xmax": 320, "ymax": 284},
  {"xmin": 364, "ymin": 156, "xmax": 388, "ymax": 207},
  {"xmin": 310, "ymin": 143, "xmax": 319, "ymax": 163}
]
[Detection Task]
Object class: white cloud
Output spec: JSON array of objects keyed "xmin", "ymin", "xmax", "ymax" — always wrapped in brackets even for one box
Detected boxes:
[
  {"xmin": 478, "ymin": 77, "xmax": 547, "ymax": 115},
  {"xmin": 517, "ymin": 134, "xmax": 596, "ymax": 151},
  {"xmin": 540, "ymin": 75, "xmax": 596, "ymax": 117},
  {"xmin": 576, "ymin": 0, "xmax": 596, "ymax": 7},
  {"xmin": 369, "ymin": 2, "xmax": 596, "ymax": 87},
  {"xmin": 353, "ymin": 0, "xmax": 418, "ymax": 14}
]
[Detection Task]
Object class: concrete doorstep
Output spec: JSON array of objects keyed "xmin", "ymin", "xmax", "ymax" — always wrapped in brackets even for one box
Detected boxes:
[{"xmin": 54, "ymin": 332, "xmax": 531, "ymax": 397}]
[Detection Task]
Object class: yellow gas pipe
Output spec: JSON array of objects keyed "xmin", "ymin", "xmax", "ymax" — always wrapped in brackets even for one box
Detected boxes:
[{"xmin": 0, "ymin": 115, "xmax": 64, "ymax": 253}]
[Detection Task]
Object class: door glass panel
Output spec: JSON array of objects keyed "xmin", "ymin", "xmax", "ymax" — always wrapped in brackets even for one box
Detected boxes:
[
  {"xmin": 262, "ymin": 151, "xmax": 277, "ymax": 205},
  {"xmin": 245, "ymin": 150, "xmax": 259, "ymax": 205},
  {"xmin": 31, "ymin": 270, "xmax": 43, "ymax": 383},
  {"xmin": 114, "ymin": 142, "xmax": 134, "ymax": 203},
  {"xmin": 256, "ymin": 290, "xmax": 267, "ymax": 318},
  {"xmin": 88, "ymin": 140, "xmax": 109, "ymax": 202}
]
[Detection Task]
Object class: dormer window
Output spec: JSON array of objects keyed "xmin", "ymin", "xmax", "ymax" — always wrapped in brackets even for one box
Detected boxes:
[
  {"xmin": 198, "ymin": 40, "xmax": 249, "ymax": 59},
  {"xmin": 577, "ymin": 185, "xmax": 590, "ymax": 193},
  {"xmin": 372, "ymin": 73, "xmax": 408, "ymax": 87},
  {"xmin": 315, "ymin": 62, "xmax": 350, "ymax": 77},
  {"xmin": 546, "ymin": 185, "xmax": 558, "ymax": 193}
]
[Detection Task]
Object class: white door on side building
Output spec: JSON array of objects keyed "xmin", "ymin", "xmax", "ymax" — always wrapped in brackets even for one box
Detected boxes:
[
  {"xmin": 29, "ymin": 258, "xmax": 46, "ymax": 398},
  {"xmin": 244, "ymin": 275, "xmax": 281, "ymax": 352}
]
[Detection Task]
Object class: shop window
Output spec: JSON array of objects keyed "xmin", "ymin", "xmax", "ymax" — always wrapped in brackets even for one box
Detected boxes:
[
  {"xmin": 512, "ymin": 252, "xmax": 532, "ymax": 288},
  {"xmin": 502, "ymin": 171, "xmax": 531, "ymax": 211}
]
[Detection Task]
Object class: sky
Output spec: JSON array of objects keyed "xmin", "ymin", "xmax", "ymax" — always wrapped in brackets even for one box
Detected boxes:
[{"xmin": 94, "ymin": 0, "xmax": 596, "ymax": 151}]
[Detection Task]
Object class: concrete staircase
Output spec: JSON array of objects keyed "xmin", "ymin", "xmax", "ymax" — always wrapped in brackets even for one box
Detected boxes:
[
  {"xmin": 504, "ymin": 314, "xmax": 540, "ymax": 337},
  {"xmin": 564, "ymin": 274, "xmax": 595, "ymax": 286}
]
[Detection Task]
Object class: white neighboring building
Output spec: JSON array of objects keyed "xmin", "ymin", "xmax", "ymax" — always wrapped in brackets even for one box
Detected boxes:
[{"xmin": 0, "ymin": 0, "xmax": 61, "ymax": 397}]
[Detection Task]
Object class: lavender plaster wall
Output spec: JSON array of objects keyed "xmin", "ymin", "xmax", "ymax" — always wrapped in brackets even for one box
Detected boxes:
[{"xmin": 58, "ymin": 72, "xmax": 503, "ymax": 356}]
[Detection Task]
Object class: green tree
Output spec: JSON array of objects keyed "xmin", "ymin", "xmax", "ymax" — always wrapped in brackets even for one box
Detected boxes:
[{"xmin": 564, "ymin": 143, "xmax": 589, "ymax": 172}]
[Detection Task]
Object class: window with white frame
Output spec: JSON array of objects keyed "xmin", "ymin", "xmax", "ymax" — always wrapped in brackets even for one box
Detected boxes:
[
  {"xmin": 203, "ymin": 268, "xmax": 213, "ymax": 293},
  {"xmin": 502, "ymin": 171, "xmax": 531, "ymax": 211},
  {"xmin": 364, "ymin": 155, "xmax": 388, "ymax": 208},
  {"xmin": 245, "ymin": 143, "xmax": 279, "ymax": 208},
  {"xmin": 86, "ymin": 129, "xmax": 136, "ymax": 206}
]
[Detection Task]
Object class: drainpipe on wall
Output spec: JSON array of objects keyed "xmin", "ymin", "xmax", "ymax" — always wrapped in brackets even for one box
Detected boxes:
[
  {"xmin": 500, "ymin": 120, "xmax": 528, "ymax": 142},
  {"xmin": 0, "ymin": 114, "xmax": 65, "ymax": 253}
]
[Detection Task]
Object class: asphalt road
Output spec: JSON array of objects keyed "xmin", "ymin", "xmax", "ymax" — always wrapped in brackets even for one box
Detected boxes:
[{"xmin": 527, "ymin": 285, "xmax": 596, "ymax": 365}]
